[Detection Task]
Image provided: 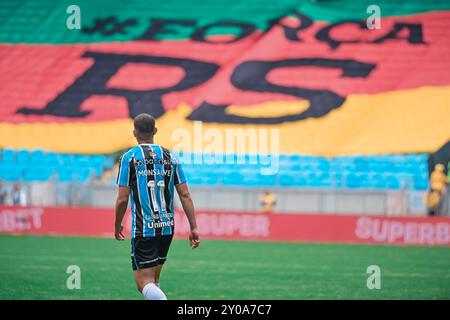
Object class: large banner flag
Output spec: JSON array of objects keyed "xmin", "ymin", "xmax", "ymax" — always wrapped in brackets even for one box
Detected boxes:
[{"xmin": 0, "ymin": 0, "xmax": 449, "ymax": 155}]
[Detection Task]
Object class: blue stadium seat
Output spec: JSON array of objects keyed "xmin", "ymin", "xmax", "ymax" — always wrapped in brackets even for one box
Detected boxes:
[
  {"xmin": 1, "ymin": 149, "xmax": 15, "ymax": 164},
  {"xmin": 23, "ymin": 166, "xmax": 53, "ymax": 181},
  {"xmin": 288, "ymin": 154, "xmax": 301, "ymax": 163},
  {"xmin": 383, "ymin": 174, "xmax": 401, "ymax": 190},
  {"xmin": 75, "ymin": 168, "xmax": 92, "ymax": 183},
  {"xmin": 57, "ymin": 154, "xmax": 75, "ymax": 166},
  {"xmin": 91, "ymin": 155, "xmax": 105, "ymax": 168},
  {"xmin": 257, "ymin": 174, "xmax": 277, "ymax": 186},
  {"xmin": 30, "ymin": 150, "xmax": 45, "ymax": 164},
  {"xmin": 315, "ymin": 158, "xmax": 330, "ymax": 171},
  {"xmin": 344, "ymin": 175, "xmax": 359, "ymax": 189},
  {"xmin": 16, "ymin": 150, "xmax": 30, "ymax": 165},
  {"xmin": 57, "ymin": 166, "xmax": 76, "ymax": 182},
  {"xmin": 223, "ymin": 172, "xmax": 243, "ymax": 185},
  {"xmin": 279, "ymin": 173, "xmax": 309, "ymax": 187},
  {"xmin": 0, "ymin": 149, "xmax": 430, "ymax": 190},
  {"xmin": 0, "ymin": 165, "xmax": 22, "ymax": 181},
  {"xmin": 283, "ymin": 163, "xmax": 301, "ymax": 171},
  {"xmin": 279, "ymin": 174, "xmax": 297, "ymax": 186},
  {"xmin": 74, "ymin": 155, "xmax": 91, "ymax": 168},
  {"xmin": 43, "ymin": 152, "xmax": 58, "ymax": 167},
  {"xmin": 186, "ymin": 176, "xmax": 205, "ymax": 185}
]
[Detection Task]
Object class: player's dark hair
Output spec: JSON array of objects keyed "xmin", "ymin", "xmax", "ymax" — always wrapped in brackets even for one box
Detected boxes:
[{"xmin": 134, "ymin": 113, "xmax": 155, "ymax": 136}]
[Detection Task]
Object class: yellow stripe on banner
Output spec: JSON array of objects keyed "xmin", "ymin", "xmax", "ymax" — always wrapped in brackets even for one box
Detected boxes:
[
  {"xmin": 0, "ymin": 86, "xmax": 449, "ymax": 155},
  {"xmin": 0, "ymin": 119, "xmax": 135, "ymax": 154},
  {"xmin": 226, "ymin": 100, "xmax": 310, "ymax": 118}
]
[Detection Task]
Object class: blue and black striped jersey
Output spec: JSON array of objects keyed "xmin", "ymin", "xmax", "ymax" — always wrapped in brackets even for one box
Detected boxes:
[{"xmin": 116, "ymin": 144, "xmax": 186, "ymax": 238}]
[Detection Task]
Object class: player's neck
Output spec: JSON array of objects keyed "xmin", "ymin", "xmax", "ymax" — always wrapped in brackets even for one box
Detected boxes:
[{"xmin": 137, "ymin": 139, "xmax": 154, "ymax": 145}]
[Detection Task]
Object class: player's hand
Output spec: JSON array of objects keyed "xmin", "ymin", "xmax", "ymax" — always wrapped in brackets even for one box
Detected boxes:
[
  {"xmin": 189, "ymin": 228, "xmax": 200, "ymax": 249},
  {"xmin": 115, "ymin": 224, "xmax": 125, "ymax": 241}
]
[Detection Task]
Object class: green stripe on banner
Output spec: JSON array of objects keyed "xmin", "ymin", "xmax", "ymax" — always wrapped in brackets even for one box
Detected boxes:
[{"xmin": 1, "ymin": 0, "xmax": 450, "ymax": 44}]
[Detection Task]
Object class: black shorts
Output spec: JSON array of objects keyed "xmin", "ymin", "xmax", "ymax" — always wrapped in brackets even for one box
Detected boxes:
[{"xmin": 131, "ymin": 235, "xmax": 173, "ymax": 270}]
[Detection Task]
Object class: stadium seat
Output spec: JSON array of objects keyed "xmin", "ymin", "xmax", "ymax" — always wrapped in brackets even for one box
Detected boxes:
[
  {"xmin": 0, "ymin": 149, "xmax": 116, "ymax": 183},
  {"xmin": 30, "ymin": 150, "xmax": 45, "ymax": 164},
  {"xmin": 0, "ymin": 149, "xmax": 430, "ymax": 191},
  {"xmin": 23, "ymin": 166, "xmax": 53, "ymax": 181},
  {"xmin": 1, "ymin": 149, "xmax": 16, "ymax": 164},
  {"xmin": 0, "ymin": 165, "xmax": 22, "ymax": 181},
  {"xmin": 16, "ymin": 150, "xmax": 30, "ymax": 165},
  {"xmin": 182, "ymin": 153, "xmax": 431, "ymax": 190}
]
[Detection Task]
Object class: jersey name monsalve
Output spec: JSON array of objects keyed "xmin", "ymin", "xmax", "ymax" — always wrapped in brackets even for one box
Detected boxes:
[{"xmin": 116, "ymin": 144, "xmax": 186, "ymax": 238}]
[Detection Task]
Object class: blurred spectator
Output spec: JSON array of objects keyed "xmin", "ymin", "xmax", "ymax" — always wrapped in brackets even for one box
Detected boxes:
[
  {"xmin": 260, "ymin": 190, "xmax": 277, "ymax": 213},
  {"xmin": 0, "ymin": 180, "xmax": 7, "ymax": 205},
  {"xmin": 425, "ymin": 189, "xmax": 441, "ymax": 216},
  {"xmin": 11, "ymin": 183, "xmax": 27, "ymax": 207},
  {"xmin": 424, "ymin": 163, "xmax": 448, "ymax": 216},
  {"xmin": 430, "ymin": 163, "xmax": 447, "ymax": 192}
]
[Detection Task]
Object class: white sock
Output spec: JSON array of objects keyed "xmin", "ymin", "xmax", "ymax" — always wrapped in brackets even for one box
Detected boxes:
[{"xmin": 142, "ymin": 283, "xmax": 167, "ymax": 300}]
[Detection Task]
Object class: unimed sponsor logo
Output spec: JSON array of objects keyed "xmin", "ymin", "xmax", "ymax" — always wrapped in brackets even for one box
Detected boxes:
[
  {"xmin": 175, "ymin": 212, "xmax": 270, "ymax": 238},
  {"xmin": 0, "ymin": 208, "xmax": 44, "ymax": 232},
  {"xmin": 355, "ymin": 216, "xmax": 449, "ymax": 245}
]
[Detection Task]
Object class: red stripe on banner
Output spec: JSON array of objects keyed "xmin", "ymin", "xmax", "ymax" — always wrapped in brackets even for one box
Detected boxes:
[{"xmin": 0, "ymin": 206, "xmax": 449, "ymax": 246}]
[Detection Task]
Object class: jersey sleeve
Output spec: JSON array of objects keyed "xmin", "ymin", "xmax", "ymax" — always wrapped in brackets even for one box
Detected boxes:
[
  {"xmin": 116, "ymin": 153, "xmax": 131, "ymax": 187},
  {"xmin": 173, "ymin": 156, "xmax": 186, "ymax": 185}
]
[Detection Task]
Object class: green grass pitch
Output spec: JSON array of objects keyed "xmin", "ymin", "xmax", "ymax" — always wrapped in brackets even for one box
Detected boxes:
[{"xmin": 0, "ymin": 235, "xmax": 449, "ymax": 299}]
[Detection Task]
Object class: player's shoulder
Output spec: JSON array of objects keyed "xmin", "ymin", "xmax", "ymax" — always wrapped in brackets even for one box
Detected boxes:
[
  {"xmin": 120, "ymin": 146, "xmax": 140, "ymax": 161},
  {"xmin": 151, "ymin": 144, "xmax": 176, "ymax": 158},
  {"xmin": 153, "ymin": 145, "xmax": 184, "ymax": 166}
]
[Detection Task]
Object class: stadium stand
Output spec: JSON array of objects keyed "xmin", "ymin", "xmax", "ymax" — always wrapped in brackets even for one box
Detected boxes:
[
  {"xmin": 1, "ymin": 148, "xmax": 428, "ymax": 191},
  {"xmin": 0, "ymin": 0, "xmax": 448, "ymax": 212},
  {"xmin": 0, "ymin": 149, "xmax": 114, "ymax": 183},
  {"xmin": 179, "ymin": 153, "xmax": 429, "ymax": 190}
]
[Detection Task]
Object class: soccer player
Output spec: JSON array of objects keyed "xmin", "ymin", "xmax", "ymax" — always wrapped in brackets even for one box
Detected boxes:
[{"xmin": 114, "ymin": 113, "xmax": 200, "ymax": 300}]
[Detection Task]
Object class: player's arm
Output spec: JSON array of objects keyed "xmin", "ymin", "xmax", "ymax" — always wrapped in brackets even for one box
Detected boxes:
[
  {"xmin": 176, "ymin": 182, "xmax": 200, "ymax": 249},
  {"xmin": 115, "ymin": 153, "xmax": 131, "ymax": 241},
  {"xmin": 114, "ymin": 186, "xmax": 130, "ymax": 241}
]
